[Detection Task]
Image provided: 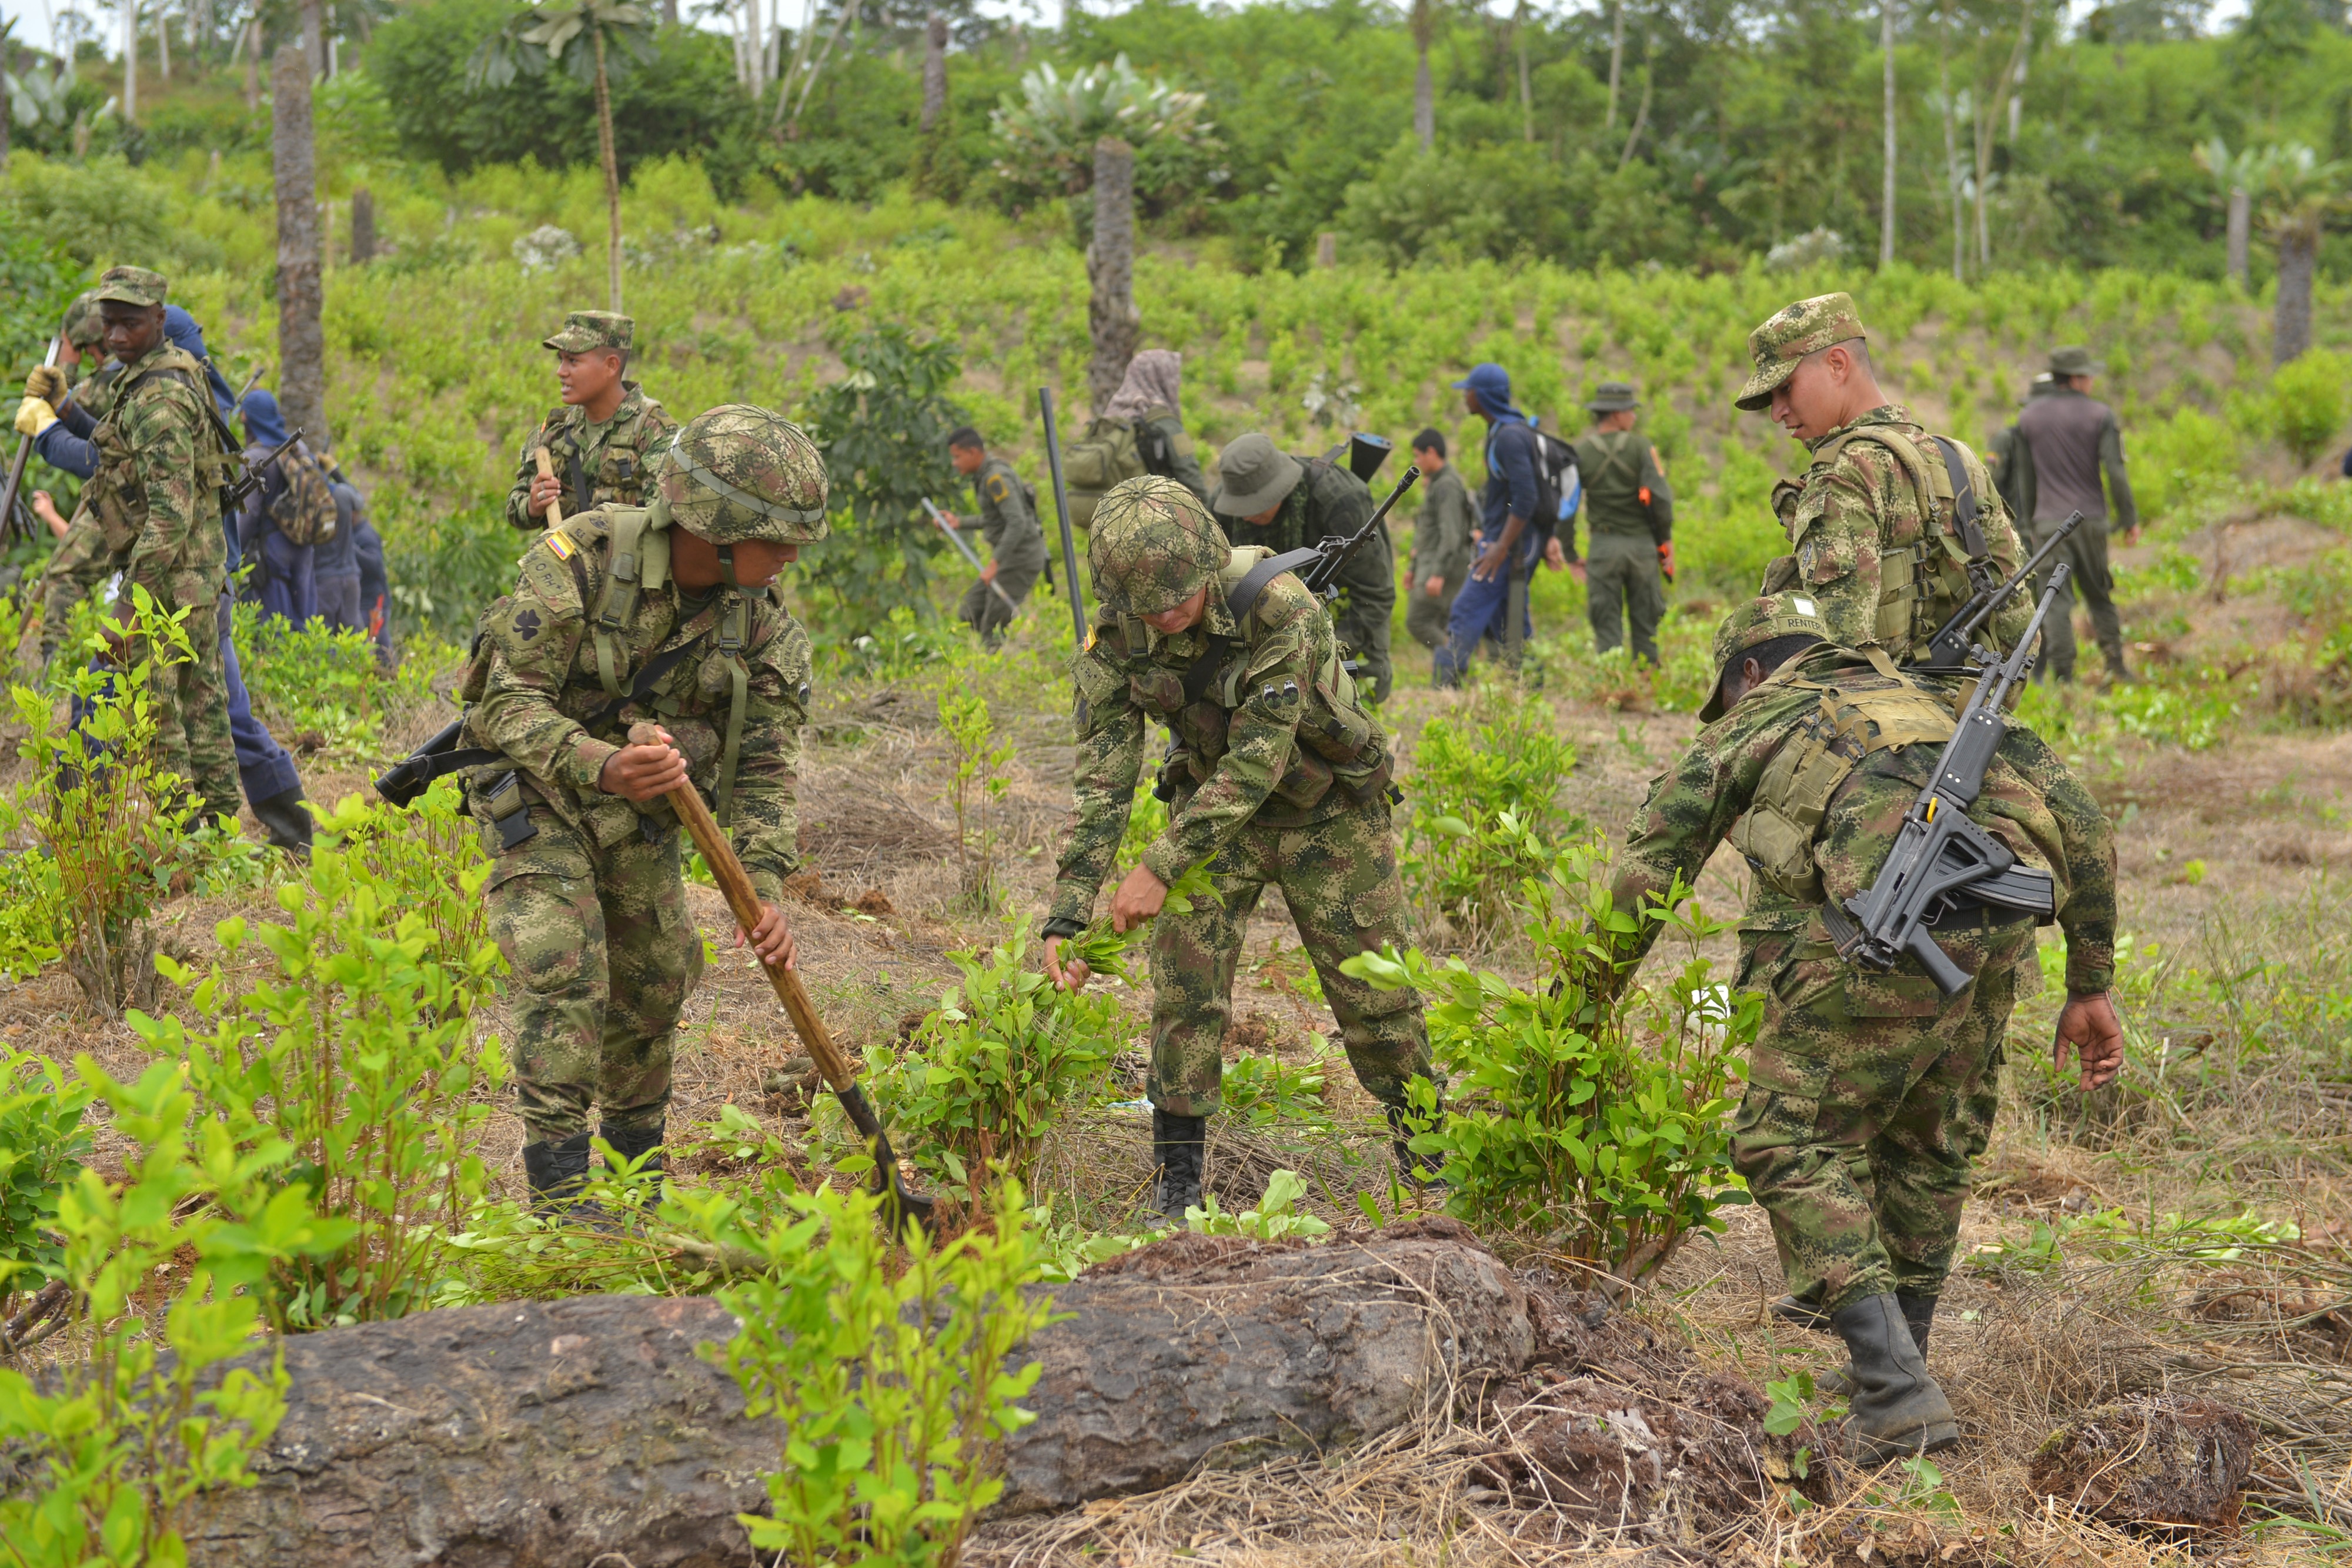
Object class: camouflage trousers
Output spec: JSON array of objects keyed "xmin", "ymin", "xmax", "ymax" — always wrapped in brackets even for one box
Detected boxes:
[
  {"xmin": 148, "ymin": 596, "xmax": 240, "ymax": 822},
  {"xmin": 956, "ymin": 560, "xmax": 1041, "ymax": 641},
  {"xmin": 1148, "ymin": 794, "xmax": 1432, "ymax": 1118},
  {"xmin": 1732, "ymin": 912, "xmax": 2035, "ymax": 1313},
  {"xmin": 1585, "ymin": 530, "xmax": 1665, "ymax": 666},
  {"xmin": 484, "ymin": 805, "xmax": 704, "ymax": 1144}
]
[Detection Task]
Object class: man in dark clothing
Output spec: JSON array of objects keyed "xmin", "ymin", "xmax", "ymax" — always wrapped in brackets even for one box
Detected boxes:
[
  {"xmin": 233, "ymin": 389, "xmax": 316, "ymax": 627},
  {"xmin": 2008, "ymin": 346, "xmax": 2137, "ymax": 682},
  {"xmin": 1436, "ymin": 362, "xmax": 1548, "ymax": 687},
  {"xmin": 1404, "ymin": 429, "xmax": 1475, "ymax": 675},
  {"xmin": 940, "ymin": 426, "xmax": 1048, "ymax": 643},
  {"xmin": 316, "ymin": 467, "xmax": 365, "ymax": 634},
  {"xmin": 1571, "ymin": 380, "xmax": 1675, "ymax": 664},
  {"xmin": 354, "ymin": 513, "xmax": 397, "ymax": 671},
  {"xmin": 1211, "ymin": 432, "xmax": 1396, "ymax": 702}
]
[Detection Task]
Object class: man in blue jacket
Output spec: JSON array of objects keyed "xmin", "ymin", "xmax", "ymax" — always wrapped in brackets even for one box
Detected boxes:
[{"xmin": 1435, "ymin": 362, "xmax": 1548, "ymax": 687}]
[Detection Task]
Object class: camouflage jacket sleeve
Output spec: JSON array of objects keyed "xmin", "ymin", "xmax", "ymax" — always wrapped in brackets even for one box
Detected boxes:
[
  {"xmin": 1139, "ymin": 589, "xmax": 1324, "ymax": 889},
  {"xmin": 1412, "ymin": 472, "xmax": 1475, "ymax": 586},
  {"xmin": 122, "ymin": 378, "xmax": 218, "ymax": 610},
  {"xmin": 2000, "ymin": 726, "xmax": 2117, "ymax": 994},
  {"xmin": 1050, "ymin": 635, "xmax": 1149, "ymax": 927},
  {"xmin": 722, "ymin": 609, "xmax": 811, "ymax": 904},
  {"xmin": 1786, "ymin": 442, "xmax": 1904, "ymax": 649},
  {"xmin": 504, "ymin": 409, "xmax": 564, "ymax": 531},
  {"xmin": 1641, "ymin": 444, "xmax": 1675, "ymax": 543},
  {"xmin": 1608, "ymin": 694, "xmax": 1797, "ymax": 967},
  {"xmin": 979, "ymin": 464, "xmax": 1048, "ymax": 570},
  {"xmin": 2098, "ymin": 413, "xmax": 2137, "ymax": 534},
  {"xmin": 467, "ymin": 533, "xmax": 617, "ymax": 797}
]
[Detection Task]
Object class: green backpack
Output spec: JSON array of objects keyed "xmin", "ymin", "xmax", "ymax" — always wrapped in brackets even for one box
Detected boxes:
[
  {"xmin": 269, "ymin": 442, "xmax": 341, "ymax": 547},
  {"xmin": 1060, "ymin": 417, "xmax": 1147, "ymax": 531}
]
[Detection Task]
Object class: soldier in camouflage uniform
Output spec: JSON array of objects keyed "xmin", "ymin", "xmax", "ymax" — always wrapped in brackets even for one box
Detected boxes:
[
  {"xmin": 941, "ymin": 426, "xmax": 1048, "ymax": 642},
  {"xmin": 504, "ymin": 311, "xmax": 678, "ymax": 531},
  {"xmin": 465, "ymin": 403, "xmax": 821, "ymax": 1208},
  {"xmin": 1211, "ymin": 433, "xmax": 1396, "ymax": 703},
  {"xmin": 1606, "ymin": 595, "xmax": 2124, "ymax": 1462},
  {"xmin": 1041, "ymin": 477, "xmax": 1435, "ymax": 1218},
  {"xmin": 31, "ymin": 267, "xmax": 240, "ymax": 822}
]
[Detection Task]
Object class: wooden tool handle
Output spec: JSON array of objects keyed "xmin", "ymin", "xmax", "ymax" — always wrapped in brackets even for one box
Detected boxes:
[
  {"xmin": 657, "ymin": 763, "xmax": 854, "ymax": 1092},
  {"xmin": 534, "ymin": 445, "xmax": 565, "ymax": 530}
]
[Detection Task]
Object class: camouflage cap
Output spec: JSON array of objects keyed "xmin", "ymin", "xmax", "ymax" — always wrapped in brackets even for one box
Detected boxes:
[
  {"xmin": 1213, "ymin": 433, "xmax": 1305, "ymax": 517},
  {"xmin": 61, "ymin": 292, "xmax": 105, "ymax": 350},
  {"xmin": 1733, "ymin": 292, "xmax": 1867, "ymax": 412},
  {"xmin": 1701, "ymin": 593, "xmax": 1831, "ymax": 723},
  {"xmin": 92, "ymin": 265, "xmax": 168, "ymax": 308},
  {"xmin": 1090, "ymin": 476, "xmax": 1232, "ymax": 616},
  {"xmin": 656, "ymin": 404, "xmax": 830, "ymax": 545},
  {"xmin": 543, "ymin": 310, "xmax": 634, "ymax": 355}
]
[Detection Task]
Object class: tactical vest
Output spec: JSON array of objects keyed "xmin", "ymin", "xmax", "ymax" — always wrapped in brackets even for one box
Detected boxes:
[
  {"xmin": 1727, "ymin": 658, "xmax": 1957, "ymax": 905},
  {"xmin": 82, "ymin": 346, "xmax": 237, "ymax": 557},
  {"xmin": 1113, "ymin": 547, "xmax": 1388, "ymax": 818},
  {"xmin": 1805, "ymin": 424, "xmax": 2000, "ymax": 662},
  {"xmin": 546, "ymin": 391, "xmax": 665, "ymax": 514}
]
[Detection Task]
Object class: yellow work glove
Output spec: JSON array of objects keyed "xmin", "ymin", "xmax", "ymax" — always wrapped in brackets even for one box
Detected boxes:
[
  {"xmin": 24, "ymin": 365, "xmax": 66, "ymax": 404},
  {"xmin": 13, "ymin": 396, "xmax": 56, "ymax": 440}
]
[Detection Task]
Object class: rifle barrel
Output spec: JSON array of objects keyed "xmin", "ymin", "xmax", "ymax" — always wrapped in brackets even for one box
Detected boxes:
[
  {"xmin": 1037, "ymin": 389, "xmax": 1088, "ymax": 647},
  {"xmin": 1305, "ymin": 464, "xmax": 1419, "ymax": 595}
]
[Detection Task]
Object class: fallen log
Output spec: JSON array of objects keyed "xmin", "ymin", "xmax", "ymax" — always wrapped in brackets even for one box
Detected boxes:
[{"xmin": 179, "ymin": 1220, "xmax": 1532, "ymax": 1566}]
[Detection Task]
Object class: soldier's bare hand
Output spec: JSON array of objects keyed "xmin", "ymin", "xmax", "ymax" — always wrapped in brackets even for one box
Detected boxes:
[
  {"xmin": 1569, "ymin": 560, "xmax": 1588, "ymax": 584},
  {"xmin": 1658, "ymin": 541, "xmax": 1677, "ymax": 576},
  {"xmin": 1423, "ymin": 575, "xmax": 1444, "ymax": 597},
  {"xmin": 1544, "ymin": 536, "xmax": 1568, "ymax": 571},
  {"xmin": 737, "ymin": 901, "xmax": 796, "ymax": 970},
  {"xmin": 1044, "ymin": 936, "xmax": 1091, "ymax": 992},
  {"xmin": 980, "ymin": 561, "xmax": 998, "ymax": 583},
  {"xmin": 1471, "ymin": 539, "xmax": 1507, "ymax": 582},
  {"xmin": 1110, "ymin": 864, "xmax": 1168, "ymax": 934},
  {"xmin": 527, "ymin": 473, "xmax": 562, "ymax": 518},
  {"xmin": 2056, "ymin": 991, "xmax": 2125, "ymax": 1091},
  {"xmin": 938, "ymin": 510, "xmax": 960, "ymax": 529},
  {"xmin": 600, "ymin": 731, "xmax": 688, "ymax": 802},
  {"xmin": 30, "ymin": 492, "xmax": 66, "ymax": 540}
]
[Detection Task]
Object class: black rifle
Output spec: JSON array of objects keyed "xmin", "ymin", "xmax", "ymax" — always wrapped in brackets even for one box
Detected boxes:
[
  {"xmin": 223, "ymin": 426, "xmax": 306, "ymax": 512},
  {"xmin": 1917, "ymin": 509, "xmax": 2082, "ymax": 670},
  {"xmin": 1245, "ymin": 463, "xmax": 1420, "ymax": 606},
  {"xmin": 1826, "ymin": 563, "xmax": 2074, "ymax": 997}
]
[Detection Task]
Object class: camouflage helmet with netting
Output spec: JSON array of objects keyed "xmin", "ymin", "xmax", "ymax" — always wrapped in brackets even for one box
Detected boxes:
[
  {"xmin": 656, "ymin": 404, "xmax": 830, "ymax": 544},
  {"xmin": 62, "ymin": 292, "xmax": 105, "ymax": 351},
  {"xmin": 1090, "ymin": 476, "xmax": 1232, "ymax": 616},
  {"xmin": 1701, "ymin": 593, "xmax": 1832, "ymax": 721}
]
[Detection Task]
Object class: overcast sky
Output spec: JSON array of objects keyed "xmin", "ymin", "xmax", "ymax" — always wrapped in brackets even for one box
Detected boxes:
[{"xmin": 0, "ymin": 0, "xmax": 2252, "ymax": 71}]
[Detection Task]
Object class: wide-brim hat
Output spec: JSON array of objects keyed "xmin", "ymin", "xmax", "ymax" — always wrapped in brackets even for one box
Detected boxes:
[
  {"xmin": 2047, "ymin": 345, "xmax": 2103, "ymax": 377},
  {"xmin": 1214, "ymin": 433, "xmax": 1305, "ymax": 517},
  {"xmin": 1585, "ymin": 380, "xmax": 1641, "ymax": 413}
]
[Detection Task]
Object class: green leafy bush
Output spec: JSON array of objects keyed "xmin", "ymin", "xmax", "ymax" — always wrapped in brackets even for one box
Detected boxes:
[
  {"xmin": 231, "ymin": 602, "xmax": 440, "ymax": 754},
  {"xmin": 684, "ymin": 1177, "xmax": 1056, "ymax": 1568},
  {"xmin": 1399, "ymin": 694, "xmax": 1582, "ymax": 942},
  {"xmin": 1185, "ymin": 1168, "xmax": 1331, "ymax": 1241},
  {"xmin": 1347, "ymin": 844, "xmax": 1756, "ymax": 1285},
  {"xmin": 0, "ymin": 1047, "xmax": 93, "ymax": 1356},
  {"xmin": 874, "ymin": 936, "xmax": 1121, "ymax": 1189},
  {"xmin": 2269, "ymin": 349, "xmax": 2350, "ymax": 469},
  {"xmin": 135, "ymin": 795, "xmax": 507, "ymax": 1328},
  {"xmin": 0, "ymin": 1059, "xmax": 353, "ymax": 1567},
  {"xmin": 1222, "ymin": 1042, "xmax": 1332, "ymax": 1131}
]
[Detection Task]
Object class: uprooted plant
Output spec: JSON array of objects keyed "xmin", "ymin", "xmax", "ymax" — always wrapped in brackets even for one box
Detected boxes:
[{"xmin": 1347, "ymin": 840, "xmax": 1757, "ymax": 1287}]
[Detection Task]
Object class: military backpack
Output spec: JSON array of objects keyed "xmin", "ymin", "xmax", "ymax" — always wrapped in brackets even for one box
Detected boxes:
[
  {"xmin": 1060, "ymin": 417, "xmax": 1148, "ymax": 530},
  {"xmin": 268, "ymin": 442, "xmax": 341, "ymax": 547}
]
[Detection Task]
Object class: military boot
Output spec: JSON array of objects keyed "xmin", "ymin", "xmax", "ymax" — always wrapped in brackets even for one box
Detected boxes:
[
  {"xmin": 250, "ymin": 787, "xmax": 314, "ymax": 858},
  {"xmin": 1833, "ymin": 1293, "xmax": 1959, "ymax": 1463},
  {"xmin": 600, "ymin": 1120, "xmax": 667, "ymax": 1178},
  {"xmin": 522, "ymin": 1131, "xmax": 595, "ymax": 1213},
  {"xmin": 1148, "ymin": 1107, "xmax": 1205, "ymax": 1222},
  {"xmin": 1817, "ymin": 1290, "xmax": 1936, "ymax": 1397}
]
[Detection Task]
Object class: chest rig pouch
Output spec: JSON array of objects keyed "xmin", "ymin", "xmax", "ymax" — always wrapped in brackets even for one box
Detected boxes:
[
  {"xmin": 87, "ymin": 350, "xmax": 240, "ymax": 549},
  {"xmin": 1810, "ymin": 427, "xmax": 1996, "ymax": 657},
  {"xmin": 1728, "ymin": 663, "xmax": 1957, "ymax": 905}
]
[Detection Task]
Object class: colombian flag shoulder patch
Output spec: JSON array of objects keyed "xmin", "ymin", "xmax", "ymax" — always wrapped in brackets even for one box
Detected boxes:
[{"xmin": 544, "ymin": 530, "xmax": 576, "ymax": 560}]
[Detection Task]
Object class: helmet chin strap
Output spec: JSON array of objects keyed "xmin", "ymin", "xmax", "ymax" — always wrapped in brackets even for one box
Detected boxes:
[{"xmin": 716, "ymin": 542, "xmax": 740, "ymax": 591}]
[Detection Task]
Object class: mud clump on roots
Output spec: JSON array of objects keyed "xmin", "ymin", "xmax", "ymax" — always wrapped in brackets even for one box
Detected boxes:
[{"xmin": 2027, "ymin": 1395, "xmax": 2257, "ymax": 1530}]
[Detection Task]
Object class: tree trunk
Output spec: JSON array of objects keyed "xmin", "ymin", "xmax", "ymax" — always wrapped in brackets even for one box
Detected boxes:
[
  {"xmin": 1085, "ymin": 135, "xmax": 1140, "ymax": 413},
  {"xmin": 1414, "ymin": 44, "xmax": 1434, "ymax": 151},
  {"xmin": 1514, "ymin": 0, "xmax": 1532, "ymax": 142},
  {"xmin": 243, "ymin": 18, "xmax": 259, "ymax": 110},
  {"xmin": 270, "ymin": 42, "xmax": 326, "ymax": 449},
  {"xmin": 920, "ymin": 11, "xmax": 946, "ymax": 131},
  {"xmin": 2273, "ymin": 217, "xmax": 2317, "ymax": 365},
  {"xmin": 2226, "ymin": 186, "xmax": 2250, "ymax": 287},
  {"xmin": 1940, "ymin": 0, "xmax": 1962, "ymax": 279},
  {"xmin": 349, "ymin": 186, "xmax": 375, "ymax": 265},
  {"xmin": 159, "ymin": 4, "xmax": 171, "ymax": 83},
  {"xmin": 594, "ymin": 31, "xmax": 623, "ymax": 313},
  {"xmin": 301, "ymin": 0, "xmax": 322, "ymax": 77},
  {"xmin": 1606, "ymin": 0, "xmax": 1623, "ymax": 130},
  {"xmin": 122, "ymin": 0, "xmax": 137, "ymax": 123},
  {"xmin": 1880, "ymin": 0, "xmax": 1896, "ymax": 268},
  {"xmin": 664, "ymin": 0, "xmax": 679, "ymax": 25}
]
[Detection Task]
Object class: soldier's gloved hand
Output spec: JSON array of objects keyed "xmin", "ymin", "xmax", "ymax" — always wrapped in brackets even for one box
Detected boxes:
[
  {"xmin": 599, "ymin": 727, "xmax": 689, "ymax": 801},
  {"xmin": 737, "ymin": 901, "xmax": 796, "ymax": 971},
  {"xmin": 2056, "ymin": 991, "xmax": 2125, "ymax": 1091},
  {"xmin": 14, "ymin": 396, "xmax": 56, "ymax": 439},
  {"xmin": 1043, "ymin": 936, "xmax": 1092, "ymax": 993},
  {"xmin": 24, "ymin": 366, "xmax": 66, "ymax": 404}
]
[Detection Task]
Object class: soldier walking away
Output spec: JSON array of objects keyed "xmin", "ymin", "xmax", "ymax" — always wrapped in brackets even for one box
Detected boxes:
[
  {"xmin": 232, "ymin": 390, "xmax": 319, "ymax": 626},
  {"xmin": 1436, "ymin": 362, "xmax": 1546, "ymax": 687},
  {"xmin": 1403, "ymin": 429, "xmax": 1474, "ymax": 678},
  {"xmin": 505, "ymin": 312, "xmax": 677, "ymax": 531},
  {"xmin": 1211, "ymin": 433, "xmax": 1397, "ymax": 703},
  {"xmin": 29, "ymin": 267, "xmax": 242, "ymax": 826},
  {"xmin": 940, "ymin": 426, "xmax": 1048, "ymax": 644},
  {"xmin": 17, "ymin": 295, "xmax": 313, "ymax": 854},
  {"xmin": 1100, "ymin": 349, "xmax": 1210, "ymax": 504},
  {"xmin": 2006, "ymin": 346, "xmax": 2137, "ymax": 683},
  {"xmin": 1986, "ymin": 373, "xmax": 2054, "ymax": 523},
  {"xmin": 1607, "ymin": 596, "xmax": 2123, "ymax": 1463},
  {"xmin": 1040, "ymin": 478, "xmax": 1439, "ymax": 1218},
  {"xmin": 1571, "ymin": 381, "xmax": 1675, "ymax": 664},
  {"xmin": 464, "ymin": 405, "xmax": 822, "ymax": 1209}
]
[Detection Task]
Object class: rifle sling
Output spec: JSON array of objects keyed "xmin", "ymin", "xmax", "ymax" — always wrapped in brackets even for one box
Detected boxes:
[{"xmin": 1180, "ymin": 547, "xmax": 1321, "ymax": 705}]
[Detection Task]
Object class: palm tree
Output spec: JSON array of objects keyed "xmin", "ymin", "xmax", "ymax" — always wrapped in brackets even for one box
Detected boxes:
[
  {"xmin": 2256, "ymin": 144, "xmax": 2347, "ymax": 365},
  {"xmin": 470, "ymin": 0, "xmax": 656, "ymax": 313},
  {"xmin": 2195, "ymin": 138, "xmax": 2271, "ymax": 289}
]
